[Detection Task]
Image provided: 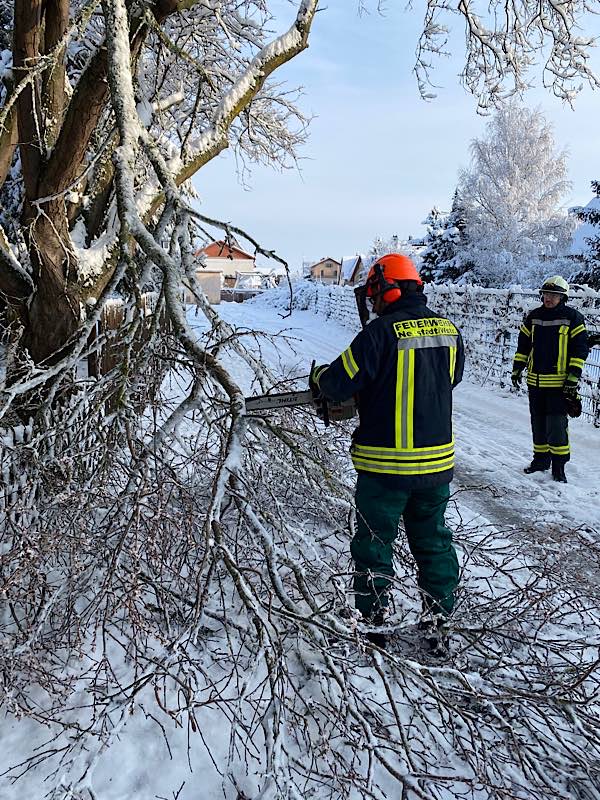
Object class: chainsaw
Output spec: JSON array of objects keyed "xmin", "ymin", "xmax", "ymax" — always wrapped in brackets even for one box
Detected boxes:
[
  {"xmin": 244, "ymin": 389, "xmax": 357, "ymax": 426},
  {"xmin": 245, "ymin": 293, "xmax": 370, "ymax": 426}
]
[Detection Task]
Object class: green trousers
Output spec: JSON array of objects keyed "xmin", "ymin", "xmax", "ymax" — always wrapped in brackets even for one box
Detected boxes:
[{"xmin": 352, "ymin": 472, "xmax": 459, "ymax": 619}]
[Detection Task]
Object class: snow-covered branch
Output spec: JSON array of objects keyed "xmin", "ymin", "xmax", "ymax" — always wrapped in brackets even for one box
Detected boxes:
[{"xmin": 416, "ymin": 0, "xmax": 600, "ymax": 109}]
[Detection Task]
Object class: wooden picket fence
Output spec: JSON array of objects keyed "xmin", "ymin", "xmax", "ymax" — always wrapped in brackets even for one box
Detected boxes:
[{"xmin": 87, "ymin": 292, "xmax": 166, "ymax": 378}]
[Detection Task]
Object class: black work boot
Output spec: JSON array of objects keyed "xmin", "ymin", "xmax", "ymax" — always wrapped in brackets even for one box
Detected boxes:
[
  {"xmin": 418, "ymin": 615, "xmax": 450, "ymax": 659},
  {"xmin": 524, "ymin": 459, "xmax": 550, "ymax": 474},
  {"xmin": 364, "ymin": 612, "xmax": 386, "ymax": 649},
  {"xmin": 552, "ymin": 463, "xmax": 567, "ymax": 483}
]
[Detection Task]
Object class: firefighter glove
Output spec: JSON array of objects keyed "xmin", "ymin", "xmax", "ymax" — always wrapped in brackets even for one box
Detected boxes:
[
  {"xmin": 562, "ymin": 376, "xmax": 582, "ymax": 417},
  {"xmin": 309, "ymin": 362, "xmax": 329, "ymax": 420},
  {"xmin": 565, "ymin": 395, "xmax": 583, "ymax": 418},
  {"xmin": 309, "ymin": 363, "xmax": 329, "ymax": 396},
  {"xmin": 511, "ymin": 369, "xmax": 522, "ymax": 389},
  {"xmin": 563, "ymin": 376, "xmax": 579, "ymax": 398}
]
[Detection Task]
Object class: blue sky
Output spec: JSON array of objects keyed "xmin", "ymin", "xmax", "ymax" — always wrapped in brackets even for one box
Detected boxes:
[{"xmin": 193, "ymin": 2, "xmax": 600, "ymax": 273}]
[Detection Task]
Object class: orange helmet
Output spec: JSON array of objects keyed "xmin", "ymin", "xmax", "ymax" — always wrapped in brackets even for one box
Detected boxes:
[{"xmin": 366, "ymin": 253, "xmax": 422, "ymax": 304}]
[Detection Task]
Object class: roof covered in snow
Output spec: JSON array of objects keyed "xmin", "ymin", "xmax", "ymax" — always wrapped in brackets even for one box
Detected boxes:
[
  {"xmin": 340, "ymin": 255, "xmax": 361, "ymax": 282},
  {"xmin": 309, "ymin": 257, "xmax": 341, "ymax": 269}
]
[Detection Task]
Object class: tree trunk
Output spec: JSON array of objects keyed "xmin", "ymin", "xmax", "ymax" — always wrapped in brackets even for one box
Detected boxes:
[{"xmin": 22, "ymin": 202, "xmax": 81, "ymax": 364}]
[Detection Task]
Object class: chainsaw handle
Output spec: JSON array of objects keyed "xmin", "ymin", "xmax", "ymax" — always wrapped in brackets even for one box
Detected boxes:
[{"xmin": 310, "ymin": 359, "xmax": 330, "ymax": 426}]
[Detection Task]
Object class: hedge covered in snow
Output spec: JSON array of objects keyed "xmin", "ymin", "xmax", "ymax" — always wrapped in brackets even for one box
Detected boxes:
[{"xmin": 253, "ymin": 281, "xmax": 600, "ymax": 425}]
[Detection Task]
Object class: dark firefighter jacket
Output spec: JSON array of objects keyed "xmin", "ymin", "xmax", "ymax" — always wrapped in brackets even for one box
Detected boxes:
[
  {"xmin": 315, "ymin": 292, "xmax": 465, "ymax": 490},
  {"xmin": 512, "ymin": 302, "xmax": 589, "ymax": 389}
]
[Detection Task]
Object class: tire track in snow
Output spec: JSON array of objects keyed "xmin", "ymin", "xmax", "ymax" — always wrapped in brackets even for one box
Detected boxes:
[
  {"xmin": 453, "ymin": 382, "xmax": 600, "ymax": 592},
  {"xmin": 453, "ymin": 382, "xmax": 600, "ymax": 531}
]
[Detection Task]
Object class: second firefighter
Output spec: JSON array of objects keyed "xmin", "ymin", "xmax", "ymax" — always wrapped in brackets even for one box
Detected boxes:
[{"xmin": 512, "ymin": 276, "xmax": 589, "ymax": 483}]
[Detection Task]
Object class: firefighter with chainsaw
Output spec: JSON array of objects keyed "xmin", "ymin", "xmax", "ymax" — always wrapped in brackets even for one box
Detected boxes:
[
  {"xmin": 512, "ymin": 276, "xmax": 589, "ymax": 484},
  {"xmin": 310, "ymin": 254, "xmax": 464, "ymax": 654}
]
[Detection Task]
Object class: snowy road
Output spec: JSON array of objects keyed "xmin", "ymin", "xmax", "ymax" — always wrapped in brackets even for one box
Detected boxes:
[
  {"xmin": 3, "ymin": 298, "xmax": 600, "ymax": 800},
  {"xmin": 211, "ymin": 297, "xmax": 600, "ymax": 554},
  {"xmin": 453, "ymin": 382, "xmax": 600, "ymax": 529}
]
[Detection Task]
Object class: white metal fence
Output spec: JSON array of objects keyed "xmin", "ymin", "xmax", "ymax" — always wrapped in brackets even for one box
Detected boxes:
[{"xmin": 256, "ymin": 281, "xmax": 600, "ymax": 425}]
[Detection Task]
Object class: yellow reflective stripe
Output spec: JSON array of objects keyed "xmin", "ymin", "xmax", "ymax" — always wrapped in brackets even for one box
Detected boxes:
[
  {"xmin": 394, "ymin": 349, "xmax": 413, "ymax": 449},
  {"xmin": 352, "ymin": 438, "xmax": 455, "ymax": 475},
  {"xmin": 549, "ymin": 445, "xmax": 570, "ymax": 455},
  {"xmin": 353, "ymin": 441, "xmax": 455, "ymax": 457},
  {"xmin": 527, "ymin": 379, "xmax": 565, "ymax": 387},
  {"xmin": 351, "ymin": 456, "xmax": 454, "ymax": 476},
  {"xmin": 558, "ymin": 325, "xmax": 569, "ymax": 374},
  {"xmin": 341, "ymin": 347, "xmax": 359, "ymax": 380},
  {"xmin": 395, "ymin": 349, "xmax": 404, "ymax": 449},
  {"xmin": 314, "ymin": 365, "xmax": 329, "ymax": 387},
  {"xmin": 569, "ymin": 358, "xmax": 585, "ymax": 369},
  {"xmin": 533, "ymin": 444, "xmax": 550, "ymax": 452},
  {"xmin": 514, "ymin": 353, "xmax": 528, "ymax": 363},
  {"xmin": 347, "ymin": 347, "xmax": 359, "ymax": 375},
  {"xmin": 353, "ymin": 451, "xmax": 455, "ymax": 462},
  {"xmin": 527, "ymin": 371, "xmax": 567, "ymax": 386},
  {"xmin": 449, "ymin": 345, "xmax": 457, "ymax": 382},
  {"xmin": 536, "ymin": 379, "xmax": 566, "ymax": 384},
  {"xmin": 520, "ymin": 325, "xmax": 531, "ymax": 337},
  {"xmin": 407, "ymin": 350, "xmax": 414, "ymax": 449},
  {"xmin": 570, "ymin": 324, "xmax": 585, "ymax": 338}
]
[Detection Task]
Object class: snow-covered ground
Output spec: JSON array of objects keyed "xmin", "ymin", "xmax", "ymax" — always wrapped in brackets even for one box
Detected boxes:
[
  {"xmin": 3, "ymin": 298, "xmax": 600, "ymax": 800},
  {"xmin": 207, "ymin": 297, "xmax": 600, "ymax": 532},
  {"xmin": 210, "ymin": 297, "xmax": 600, "ymax": 602}
]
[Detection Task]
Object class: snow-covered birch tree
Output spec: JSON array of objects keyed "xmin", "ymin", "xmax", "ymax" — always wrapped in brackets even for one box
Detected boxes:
[{"xmin": 457, "ymin": 105, "xmax": 574, "ymax": 286}]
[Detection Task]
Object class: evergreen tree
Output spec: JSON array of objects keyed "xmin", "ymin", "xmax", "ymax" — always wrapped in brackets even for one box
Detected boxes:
[
  {"xmin": 419, "ymin": 207, "xmax": 446, "ymax": 283},
  {"xmin": 420, "ymin": 191, "xmax": 473, "ymax": 283},
  {"xmin": 570, "ymin": 181, "xmax": 600, "ymax": 288}
]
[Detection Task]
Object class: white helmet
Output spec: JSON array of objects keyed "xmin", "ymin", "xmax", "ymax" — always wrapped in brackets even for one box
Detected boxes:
[{"xmin": 539, "ymin": 275, "xmax": 569, "ymax": 297}]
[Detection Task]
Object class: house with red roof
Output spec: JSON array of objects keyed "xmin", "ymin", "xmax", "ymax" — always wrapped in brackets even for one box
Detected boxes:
[{"xmin": 195, "ymin": 240, "xmax": 257, "ymax": 289}]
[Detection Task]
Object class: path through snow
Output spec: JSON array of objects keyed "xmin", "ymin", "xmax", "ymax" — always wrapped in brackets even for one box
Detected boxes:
[{"xmin": 206, "ymin": 299, "xmax": 600, "ymax": 591}]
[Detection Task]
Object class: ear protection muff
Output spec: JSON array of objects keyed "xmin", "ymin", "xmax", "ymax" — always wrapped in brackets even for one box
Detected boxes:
[
  {"xmin": 370, "ymin": 263, "xmax": 401, "ymax": 303},
  {"xmin": 382, "ymin": 286, "xmax": 402, "ymax": 303}
]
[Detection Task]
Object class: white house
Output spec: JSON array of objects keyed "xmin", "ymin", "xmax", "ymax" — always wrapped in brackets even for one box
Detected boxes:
[{"xmin": 195, "ymin": 240, "xmax": 257, "ymax": 287}]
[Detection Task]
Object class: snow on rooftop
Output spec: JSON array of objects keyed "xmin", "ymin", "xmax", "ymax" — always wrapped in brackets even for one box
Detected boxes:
[{"xmin": 340, "ymin": 255, "xmax": 360, "ymax": 281}]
